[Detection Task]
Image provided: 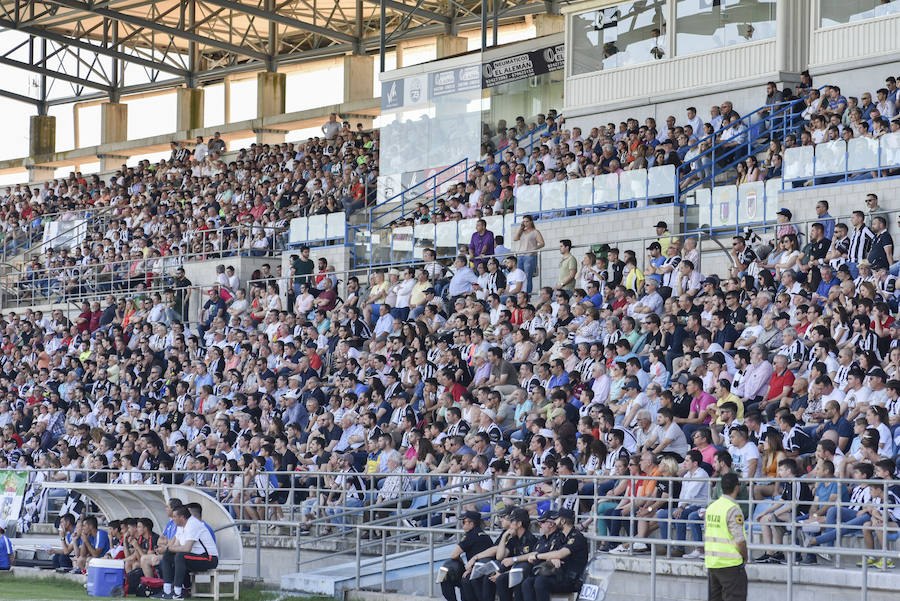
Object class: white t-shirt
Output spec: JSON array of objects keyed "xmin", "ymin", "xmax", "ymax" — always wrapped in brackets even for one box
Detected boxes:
[
  {"xmin": 506, "ymin": 268, "xmax": 526, "ymax": 294},
  {"xmin": 178, "ymin": 516, "xmax": 219, "ymax": 557},
  {"xmin": 728, "ymin": 442, "xmax": 761, "ymax": 478},
  {"xmin": 661, "ymin": 422, "xmax": 690, "ymax": 457}
]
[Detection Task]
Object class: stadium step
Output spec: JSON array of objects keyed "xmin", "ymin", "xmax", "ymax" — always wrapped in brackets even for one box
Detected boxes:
[{"xmin": 281, "ymin": 542, "xmax": 455, "ymax": 597}]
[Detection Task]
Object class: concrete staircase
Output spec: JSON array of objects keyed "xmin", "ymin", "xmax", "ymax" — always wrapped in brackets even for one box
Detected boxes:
[{"xmin": 281, "ymin": 542, "xmax": 455, "ymax": 597}]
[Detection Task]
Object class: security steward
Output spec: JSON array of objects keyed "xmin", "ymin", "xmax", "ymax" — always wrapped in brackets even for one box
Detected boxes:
[
  {"xmin": 704, "ymin": 473, "xmax": 748, "ymax": 601},
  {"xmin": 496, "ymin": 511, "xmax": 564, "ymax": 601},
  {"xmin": 519, "ymin": 508, "xmax": 588, "ymax": 601},
  {"xmin": 473, "ymin": 508, "xmax": 537, "ymax": 601},
  {"xmin": 441, "ymin": 511, "xmax": 493, "ymax": 601}
]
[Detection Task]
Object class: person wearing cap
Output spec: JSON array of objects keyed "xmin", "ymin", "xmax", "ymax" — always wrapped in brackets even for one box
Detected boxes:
[
  {"xmin": 0, "ymin": 519, "xmax": 13, "ymax": 570},
  {"xmin": 519, "ymin": 508, "xmax": 587, "ymax": 601},
  {"xmin": 654, "ymin": 221, "xmax": 675, "ymax": 255},
  {"xmin": 497, "ymin": 512, "xmax": 562, "ymax": 601},
  {"xmin": 473, "ymin": 507, "xmax": 536, "ymax": 601},
  {"xmin": 441, "ymin": 510, "xmax": 493, "ymax": 601}
]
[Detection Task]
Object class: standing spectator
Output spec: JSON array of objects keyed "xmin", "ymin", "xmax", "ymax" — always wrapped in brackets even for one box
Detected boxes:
[
  {"xmin": 469, "ymin": 219, "xmax": 495, "ymax": 269},
  {"xmin": 0, "ymin": 520, "xmax": 13, "ymax": 570},
  {"xmin": 556, "ymin": 239, "xmax": 577, "ymax": 292},
  {"xmin": 321, "ymin": 113, "xmax": 342, "ymax": 140},
  {"xmin": 513, "ymin": 215, "xmax": 545, "ymax": 294},
  {"xmin": 848, "ymin": 210, "xmax": 875, "ymax": 278}
]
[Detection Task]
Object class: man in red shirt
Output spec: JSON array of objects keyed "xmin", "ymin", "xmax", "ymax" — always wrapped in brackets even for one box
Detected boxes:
[
  {"xmin": 437, "ymin": 368, "xmax": 466, "ymax": 403},
  {"xmin": 75, "ymin": 302, "xmax": 92, "ymax": 334},
  {"xmin": 313, "ymin": 277, "xmax": 337, "ymax": 312},
  {"xmin": 759, "ymin": 354, "xmax": 795, "ymax": 421}
]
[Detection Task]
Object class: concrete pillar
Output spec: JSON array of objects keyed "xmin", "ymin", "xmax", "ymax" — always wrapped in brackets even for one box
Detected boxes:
[
  {"xmin": 253, "ymin": 128, "xmax": 287, "ymax": 145},
  {"xmin": 176, "ymin": 87, "xmax": 205, "ymax": 132},
  {"xmin": 257, "ymin": 71, "xmax": 286, "ymax": 119},
  {"xmin": 435, "ymin": 35, "xmax": 468, "ymax": 59},
  {"xmin": 343, "ymin": 54, "xmax": 374, "ymax": 103},
  {"xmin": 534, "ymin": 14, "xmax": 564, "ymax": 37},
  {"xmin": 27, "ymin": 115, "xmax": 56, "ymax": 183},
  {"xmin": 26, "ymin": 161, "xmax": 55, "ymax": 183},
  {"xmin": 100, "ymin": 102, "xmax": 128, "ymax": 145},
  {"xmin": 99, "ymin": 102, "xmax": 128, "ymax": 172},
  {"xmin": 29, "ymin": 115, "xmax": 56, "ymax": 158},
  {"xmin": 224, "ymin": 75, "xmax": 232, "ymax": 124},
  {"xmin": 395, "ymin": 41, "xmax": 410, "ymax": 68},
  {"xmin": 776, "ymin": 0, "xmax": 809, "ymax": 76}
]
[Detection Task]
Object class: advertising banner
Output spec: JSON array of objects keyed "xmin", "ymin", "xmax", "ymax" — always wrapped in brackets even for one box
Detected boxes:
[
  {"xmin": 481, "ymin": 44, "xmax": 565, "ymax": 88},
  {"xmin": 0, "ymin": 470, "xmax": 27, "ymax": 529}
]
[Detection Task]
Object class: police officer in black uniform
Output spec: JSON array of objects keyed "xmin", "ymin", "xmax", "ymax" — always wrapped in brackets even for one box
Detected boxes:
[
  {"xmin": 461, "ymin": 507, "xmax": 516, "ymax": 601},
  {"xmin": 497, "ymin": 511, "xmax": 564, "ymax": 601},
  {"xmin": 441, "ymin": 511, "xmax": 493, "ymax": 601},
  {"xmin": 520, "ymin": 508, "xmax": 588, "ymax": 601},
  {"xmin": 475, "ymin": 508, "xmax": 537, "ymax": 601}
]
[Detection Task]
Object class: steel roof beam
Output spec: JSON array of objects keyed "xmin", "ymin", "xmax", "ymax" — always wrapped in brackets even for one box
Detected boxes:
[
  {"xmin": 362, "ymin": 0, "xmax": 450, "ymax": 25},
  {"xmin": 0, "ymin": 53, "xmax": 112, "ymax": 91},
  {"xmin": 198, "ymin": 0, "xmax": 358, "ymax": 45},
  {"xmin": 42, "ymin": 0, "xmax": 268, "ymax": 60},
  {"xmin": 0, "ymin": 18, "xmax": 190, "ymax": 76}
]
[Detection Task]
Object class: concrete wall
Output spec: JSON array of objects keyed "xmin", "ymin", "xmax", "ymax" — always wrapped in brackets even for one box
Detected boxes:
[
  {"xmin": 340, "ymin": 555, "xmax": 900, "ymax": 601},
  {"xmin": 279, "ymin": 243, "xmax": 352, "ymax": 306},
  {"xmin": 528, "ymin": 204, "xmax": 682, "ymax": 290},
  {"xmin": 605, "ymin": 555, "xmax": 900, "ymax": 601},
  {"xmin": 778, "ymin": 176, "xmax": 900, "ymax": 238}
]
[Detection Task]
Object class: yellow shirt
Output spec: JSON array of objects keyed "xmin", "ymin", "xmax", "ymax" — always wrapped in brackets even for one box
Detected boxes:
[
  {"xmin": 369, "ymin": 281, "xmax": 389, "ymax": 303},
  {"xmin": 716, "ymin": 392, "xmax": 744, "ymax": 424},
  {"xmin": 410, "ymin": 281, "xmax": 430, "ymax": 307},
  {"xmin": 624, "ymin": 267, "xmax": 644, "ymax": 292}
]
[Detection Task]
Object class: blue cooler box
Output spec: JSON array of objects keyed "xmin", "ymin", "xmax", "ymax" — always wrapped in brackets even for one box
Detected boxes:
[{"xmin": 86, "ymin": 558, "xmax": 125, "ymax": 597}]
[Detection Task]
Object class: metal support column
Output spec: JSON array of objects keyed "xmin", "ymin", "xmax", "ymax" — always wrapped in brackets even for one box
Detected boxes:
[
  {"xmin": 481, "ymin": 0, "xmax": 487, "ymax": 51},
  {"xmin": 265, "ymin": 0, "xmax": 277, "ymax": 72},
  {"xmin": 379, "ymin": 0, "xmax": 386, "ymax": 73},
  {"xmin": 492, "ymin": 0, "xmax": 498, "ymax": 47}
]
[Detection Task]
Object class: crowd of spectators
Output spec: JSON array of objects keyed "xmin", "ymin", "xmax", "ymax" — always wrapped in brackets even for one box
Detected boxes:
[
  {"xmin": 2, "ymin": 75, "xmax": 900, "ymax": 580},
  {"xmin": 2, "ymin": 178, "xmax": 900, "ymax": 570},
  {"xmin": 2, "ymin": 116, "xmax": 377, "ymax": 302},
  {"xmin": 387, "ymin": 72, "xmax": 900, "ymax": 233}
]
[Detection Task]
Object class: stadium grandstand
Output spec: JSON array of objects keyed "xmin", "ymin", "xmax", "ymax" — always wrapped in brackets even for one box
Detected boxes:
[{"xmin": 0, "ymin": 1, "xmax": 900, "ymax": 601}]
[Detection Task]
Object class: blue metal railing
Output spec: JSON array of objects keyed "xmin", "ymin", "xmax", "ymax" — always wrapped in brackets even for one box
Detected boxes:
[
  {"xmin": 366, "ymin": 116, "xmax": 558, "ymax": 234},
  {"xmin": 674, "ymin": 87, "xmax": 832, "ymax": 230}
]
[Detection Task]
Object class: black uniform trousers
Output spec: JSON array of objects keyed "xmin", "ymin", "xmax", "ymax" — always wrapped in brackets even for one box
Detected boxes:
[
  {"xmin": 708, "ymin": 564, "xmax": 748, "ymax": 601},
  {"xmin": 520, "ymin": 571, "xmax": 581, "ymax": 601}
]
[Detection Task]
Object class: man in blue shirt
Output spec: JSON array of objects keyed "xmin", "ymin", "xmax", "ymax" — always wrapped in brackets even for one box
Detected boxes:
[
  {"xmin": 815, "ymin": 200, "xmax": 835, "ymax": 243},
  {"xmin": 547, "ymin": 359, "xmax": 570, "ymax": 390},
  {"xmin": 74, "ymin": 516, "xmax": 110, "ymax": 574},
  {"xmin": 50, "ymin": 513, "xmax": 77, "ymax": 570},
  {"xmin": 812, "ymin": 264, "xmax": 839, "ymax": 306},
  {"xmin": 447, "ymin": 255, "xmax": 478, "ymax": 300},
  {"xmin": 586, "ymin": 280, "xmax": 604, "ymax": 308},
  {"xmin": 0, "ymin": 520, "xmax": 14, "ymax": 570}
]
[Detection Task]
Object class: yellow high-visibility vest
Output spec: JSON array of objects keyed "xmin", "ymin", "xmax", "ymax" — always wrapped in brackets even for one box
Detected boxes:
[{"xmin": 704, "ymin": 495, "xmax": 744, "ymax": 569}]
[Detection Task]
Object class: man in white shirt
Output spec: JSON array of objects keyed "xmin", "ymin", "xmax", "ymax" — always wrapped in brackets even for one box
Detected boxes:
[
  {"xmin": 502, "ymin": 256, "xmax": 526, "ymax": 302},
  {"xmin": 159, "ymin": 506, "xmax": 218, "ymax": 599},
  {"xmin": 656, "ymin": 449, "xmax": 710, "ymax": 558},
  {"xmin": 728, "ymin": 424, "xmax": 760, "ymax": 478},
  {"xmin": 684, "ymin": 107, "xmax": 704, "ymax": 139},
  {"xmin": 193, "ymin": 136, "xmax": 208, "ymax": 163}
]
